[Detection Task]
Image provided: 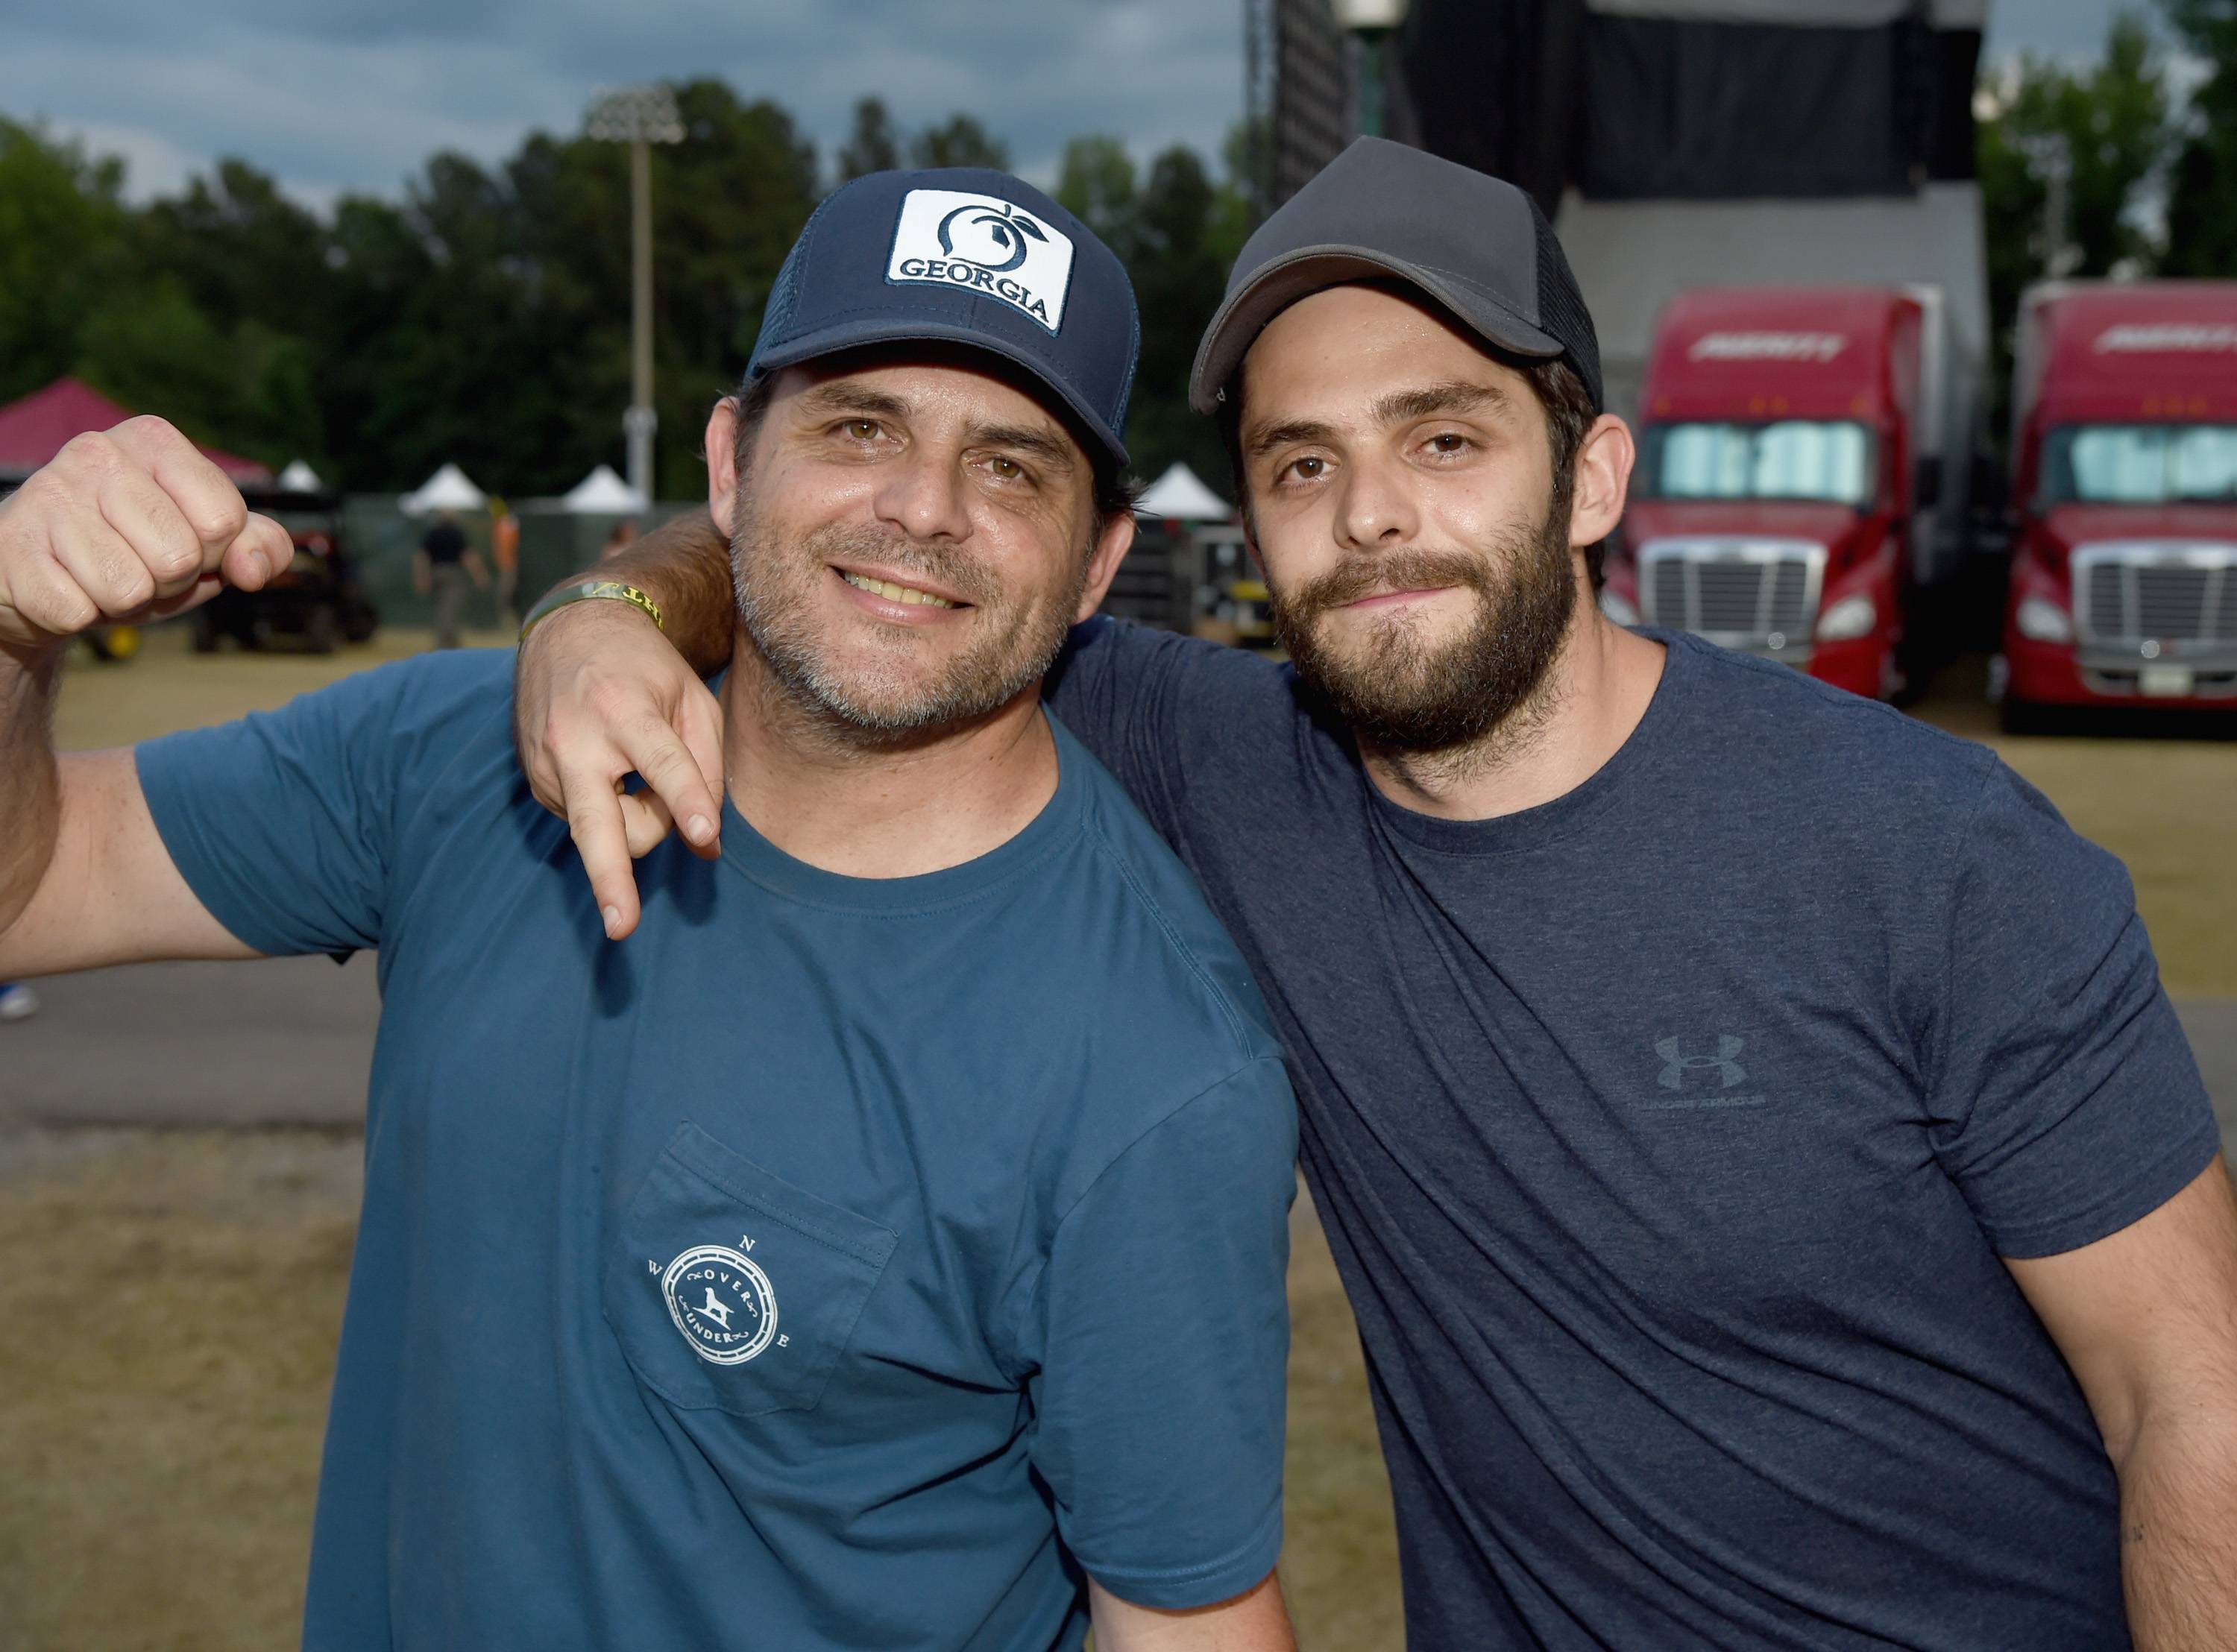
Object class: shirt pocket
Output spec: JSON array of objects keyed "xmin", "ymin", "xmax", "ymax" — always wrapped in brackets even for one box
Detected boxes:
[{"xmin": 603, "ymin": 1120, "xmax": 899, "ymax": 1419}]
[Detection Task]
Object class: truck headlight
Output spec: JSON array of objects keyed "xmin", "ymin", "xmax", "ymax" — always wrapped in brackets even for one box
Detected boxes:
[
  {"xmin": 2015, "ymin": 596, "xmax": 2072, "ymax": 643},
  {"xmin": 1816, "ymin": 594, "xmax": 1877, "ymax": 640},
  {"xmin": 1599, "ymin": 588, "xmax": 1640, "ymax": 626}
]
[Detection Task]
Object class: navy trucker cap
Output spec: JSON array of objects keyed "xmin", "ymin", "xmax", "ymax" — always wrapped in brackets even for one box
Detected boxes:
[
  {"xmin": 746, "ymin": 167, "xmax": 1139, "ymax": 469},
  {"xmin": 1189, "ymin": 138, "xmax": 1602, "ymax": 415}
]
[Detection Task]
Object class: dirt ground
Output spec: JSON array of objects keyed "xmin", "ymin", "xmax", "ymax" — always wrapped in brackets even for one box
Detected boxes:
[{"xmin": 4, "ymin": 623, "xmax": 2230, "ymax": 1650}]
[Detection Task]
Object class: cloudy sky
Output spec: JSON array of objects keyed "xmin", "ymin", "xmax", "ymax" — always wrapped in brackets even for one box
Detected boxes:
[{"xmin": 0, "ymin": 0, "xmax": 2146, "ymax": 214}]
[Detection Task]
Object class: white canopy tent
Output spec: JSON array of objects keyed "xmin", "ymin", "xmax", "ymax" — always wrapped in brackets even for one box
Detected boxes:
[
  {"xmin": 400, "ymin": 462, "xmax": 487, "ymax": 516},
  {"xmin": 277, "ymin": 458, "xmax": 324, "ymax": 492},
  {"xmin": 559, "ymin": 464, "xmax": 649, "ymax": 514},
  {"xmin": 1133, "ymin": 462, "xmax": 1233, "ymax": 521}
]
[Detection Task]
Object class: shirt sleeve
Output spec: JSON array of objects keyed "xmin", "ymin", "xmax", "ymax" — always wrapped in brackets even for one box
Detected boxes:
[
  {"xmin": 1042, "ymin": 617, "xmax": 1288, "ymax": 844},
  {"xmin": 1026, "ymin": 1056, "xmax": 1299, "ymax": 1609},
  {"xmin": 1929, "ymin": 760, "xmax": 2219, "ymax": 1259},
  {"xmin": 134, "ymin": 652, "xmax": 503, "ymax": 960}
]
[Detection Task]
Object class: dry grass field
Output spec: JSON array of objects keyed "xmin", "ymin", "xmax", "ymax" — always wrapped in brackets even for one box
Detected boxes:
[{"xmin": 1, "ymin": 625, "xmax": 2227, "ymax": 1650}]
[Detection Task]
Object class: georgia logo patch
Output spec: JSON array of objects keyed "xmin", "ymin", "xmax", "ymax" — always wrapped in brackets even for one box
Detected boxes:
[
  {"xmin": 661, "ymin": 1243, "xmax": 779, "ymax": 1365},
  {"xmin": 887, "ymin": 189, "xmax": 1077, "ymax": 333}
]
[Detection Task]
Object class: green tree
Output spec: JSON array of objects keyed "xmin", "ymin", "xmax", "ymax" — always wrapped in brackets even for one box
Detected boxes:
[
  {"xmin": 1976, "ymin": 15, "xmax": 2172, "ymax": 438},
  {"xmin": 2162, "ymin": 0, "xmax": 2237, "ymax": 274},
  {"xmin": 0, "ymin": 119, "xmax": 133, "ymax": 403},
  {"xmin": 1054, "ymin": 135, "xmax": 1138, "ymax": 258},
  {"xmin": 911, "ymin": 115, "xmax": 1008, "ymax": 171},
  {"xmin": 1121, "ymin": 148, "xmax": 1232, "ymax": 492},
  {"xmin": 837, "ymin": 98, "xmax": 902, "ymax": 182}
]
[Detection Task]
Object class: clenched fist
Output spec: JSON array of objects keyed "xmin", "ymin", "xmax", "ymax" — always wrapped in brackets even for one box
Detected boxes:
[{"xmin": 0, "ymin": 417, "xmax": 292, "ymax": 661}]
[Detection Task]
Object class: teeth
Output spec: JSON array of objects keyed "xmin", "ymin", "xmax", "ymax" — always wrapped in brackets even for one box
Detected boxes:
[{"xmin": 842, "ymin": 571, "xmax": 956, "ymax": 608}]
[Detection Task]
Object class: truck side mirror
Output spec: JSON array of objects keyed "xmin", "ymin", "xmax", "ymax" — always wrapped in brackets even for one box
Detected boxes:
[{"xmin": 1913, "ymin": 455, "xmax": 1943, "ymax": 510}]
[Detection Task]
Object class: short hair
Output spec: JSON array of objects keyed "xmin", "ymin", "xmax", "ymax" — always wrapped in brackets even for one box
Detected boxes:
[
  {"xmin": 729, "ymin": 371, "xmax": 1138, "ymax": 541},
  {"xmin": 1217, "ymin": 350, "xmax": 1606, "ymax": 590}
]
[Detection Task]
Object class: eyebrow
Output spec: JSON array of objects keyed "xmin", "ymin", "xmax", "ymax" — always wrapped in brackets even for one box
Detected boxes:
[
  {"xmin": 1371, "ymin": 379, "xmax": 1509, "ymax": 426},
  {"xmin": 794, "ymin": 383, "xmax": 912, "ymax": 421},
  {"xmin": 1242, "ymin": 379, "xmax": 1512, "ymax": 460}
]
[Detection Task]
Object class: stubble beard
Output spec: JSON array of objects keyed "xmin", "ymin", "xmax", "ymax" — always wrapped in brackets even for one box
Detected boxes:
[
  {"xmin": 729, "ymin": 496, "xmax": 1088, "ymax": 741},
  {"xmin": 1269, "ymin": 490, "xmax": 1579, "ymax": 760}
]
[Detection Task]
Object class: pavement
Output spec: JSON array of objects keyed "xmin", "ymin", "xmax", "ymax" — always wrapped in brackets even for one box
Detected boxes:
[{"xmin": 3, "ymin": 960, "xmax": 2233, "ymax": 1152}]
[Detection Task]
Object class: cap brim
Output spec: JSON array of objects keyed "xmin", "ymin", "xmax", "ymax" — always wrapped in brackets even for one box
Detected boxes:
[
  {"xmin": 752, "ymin": 317, "xmax": 1129, "ymax": 470},
  {"xmin": 1187, "ymin": 247, "xmax": 1564, "ymax": 415}
]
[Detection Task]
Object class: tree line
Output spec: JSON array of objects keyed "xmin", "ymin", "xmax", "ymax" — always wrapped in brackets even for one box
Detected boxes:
[
  {"xmin": 0, "ymin": 89, "xmax": 1250, "ymax": 500},
  {"xmin": 0, "ymin": 2, "xmax": 2230, "ymax": 500}
]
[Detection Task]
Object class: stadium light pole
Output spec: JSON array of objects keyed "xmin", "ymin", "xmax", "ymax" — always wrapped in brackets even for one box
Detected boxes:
[
  {"xmin": 1331, "ymin": 0, "xmax": 1409, "ymax": 139},
  {"xmin": 588, "ymin": 85, "xmax": 686, "ymax": 502}
]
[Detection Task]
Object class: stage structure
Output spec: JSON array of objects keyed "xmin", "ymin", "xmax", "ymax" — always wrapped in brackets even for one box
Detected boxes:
[{"xmin": 1251, "ymin": 1, "xmax": 1992, "ymax": 427}]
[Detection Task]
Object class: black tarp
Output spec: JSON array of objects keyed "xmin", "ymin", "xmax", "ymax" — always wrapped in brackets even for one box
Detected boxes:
[{"xmin": 1390, "ymin": 1, "xmax": 1982, "ymax": 207}]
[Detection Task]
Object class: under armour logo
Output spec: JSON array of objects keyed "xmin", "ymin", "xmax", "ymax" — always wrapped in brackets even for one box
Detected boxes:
[
  {"xmin": 697, "ymin": 1288, "xmax": 732, "ymax": 1329},
  {"xmin": 1656, "ymin": 1035, "xmax": 1746, "ymax": 1091}
]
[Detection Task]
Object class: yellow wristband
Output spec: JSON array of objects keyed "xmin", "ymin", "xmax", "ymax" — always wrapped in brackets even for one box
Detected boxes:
[{"xmin": 519, "ymin": 579, "xmax": 665, "ymax": 640}]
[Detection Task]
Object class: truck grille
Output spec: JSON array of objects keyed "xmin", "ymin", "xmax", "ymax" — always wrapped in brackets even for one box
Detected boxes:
[
  {"xmin": 1638, "ymin": 539, "xmax": 1825, "ymax": 652},
  {"xmin": 2075, "ymin": 545, "xmax": 2237, "ymax": 646}
]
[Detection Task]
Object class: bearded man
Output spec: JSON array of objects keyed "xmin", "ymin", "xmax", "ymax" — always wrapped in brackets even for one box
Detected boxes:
[
  {"xmin": 520, "ymin": 140, "xmax": 2237, "ymax": 1650},
  {"xmin": 0, "ymin": 168, "xmax": 1302, "ymax": 1651}
]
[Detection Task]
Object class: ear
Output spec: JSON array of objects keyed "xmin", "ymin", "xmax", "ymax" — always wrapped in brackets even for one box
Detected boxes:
[
  {"xmin": 1072, "ymin": 508, "xmax": 1138, "ymax": 624},
  {"xmin": 1569, "ymin": 413, "xmax": 1635, "ymax": 549},
  {"xmin": 705, "ymin": 398, "xmax": 743, "ymax": 537}
]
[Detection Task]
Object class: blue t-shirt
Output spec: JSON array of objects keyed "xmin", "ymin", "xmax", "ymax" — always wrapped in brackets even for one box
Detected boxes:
[
  {"xmin": 1043, "ymin": 621, "xmax": 2218, "ymax": 1652},
  {"xmin": 137, "ymin": 650, "xmax": 1297, "ymax": 1651}
]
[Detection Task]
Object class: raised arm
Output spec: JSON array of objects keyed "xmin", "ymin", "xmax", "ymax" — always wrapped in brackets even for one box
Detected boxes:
[
  {"xmin": 512, "ymin": 508, "xmax": 734, "ymax": 939},
  {"xmin": 0, "ymin": 419, "xmax": 292, "ymax": 976}
]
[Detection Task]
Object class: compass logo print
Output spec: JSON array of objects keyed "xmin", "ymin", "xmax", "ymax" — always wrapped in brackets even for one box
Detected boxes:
[
  {"xmin": 661, "ymin": 1243, "xmax": 779, "ymax": 1365},
  {"xmin": 887, "ymin": 188, "xmax": 1077, "ymax": 332}
]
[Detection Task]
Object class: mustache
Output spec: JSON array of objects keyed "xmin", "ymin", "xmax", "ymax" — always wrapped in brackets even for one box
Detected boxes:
[{"xmin": 1280, "ymin": 547, "xmax": 1491, "ymax": 618}]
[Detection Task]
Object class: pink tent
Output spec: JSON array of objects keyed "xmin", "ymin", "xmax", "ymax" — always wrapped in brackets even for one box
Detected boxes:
[{"xmin": 0, "ymin": 377, "xmax": 273, "ymax": 485}]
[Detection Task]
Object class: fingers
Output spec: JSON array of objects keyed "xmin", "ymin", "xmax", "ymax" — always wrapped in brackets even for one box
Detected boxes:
[
  {"xmin": 104, "ymin": 416, "xmax": 246, "ymax": 558},
  {"xmin": 0, "ymin": 419, "xmax": 266, "ymax": 652},
  {"xmin": 560, "ymin": 764, "xmax": 644, "ymax": 941},
  {"xmin": 677, "ymin": 682, "xmax": 726, "ymax": 855},
  {"xmin": 611, "ymin": 697, "xmax": 722, "ymax": 857}
]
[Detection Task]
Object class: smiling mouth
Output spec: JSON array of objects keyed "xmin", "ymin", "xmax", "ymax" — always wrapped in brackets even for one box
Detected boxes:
[{"xmin": 838, "ymin": 570, "xmax": 963, "ymax": 609}]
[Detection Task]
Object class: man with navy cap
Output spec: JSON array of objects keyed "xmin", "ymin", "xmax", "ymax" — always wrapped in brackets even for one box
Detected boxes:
[
  {"xmin": 524, "ymin": 139, "xmax": 2237, "ymax": 1650},
  {"xmin": 0, "ymin": 169, "xmax": 1301, "ymax": 1650}
]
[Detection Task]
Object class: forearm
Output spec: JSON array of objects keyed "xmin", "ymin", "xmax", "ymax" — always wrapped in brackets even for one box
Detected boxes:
[
  {"xmin": 0, "ymin": 646, "xmax": 64, "ymax": 940},
  {"xmin": 2120, "ymin": 1413, "xmax": 2237, "ymax": 1648},
  {"xmin": 550, "ymin": 508, "xmax": 736, "ymax": 674},
  {"xmin": 1087, "ymin": 1571, "xmax": 1294, "ymax": 1651}
]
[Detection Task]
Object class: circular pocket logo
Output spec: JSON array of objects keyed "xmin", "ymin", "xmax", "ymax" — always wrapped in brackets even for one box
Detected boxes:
[{"xmin": 661, "ymin": 1245, "xmax": 778, "ymax": 1365}]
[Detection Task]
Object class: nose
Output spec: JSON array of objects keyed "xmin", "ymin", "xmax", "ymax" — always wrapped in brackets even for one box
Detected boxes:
[
  {"xmin": 1332, "ymin": 450, "xmax": 1418, "ymax": 553},
  {"xmin": 871, "ymin": 444, "xmax": 974, "ymax": 545}
]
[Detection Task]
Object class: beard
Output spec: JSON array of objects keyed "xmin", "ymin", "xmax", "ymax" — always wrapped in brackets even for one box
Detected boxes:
[
  {"xmin": 729, "ymin": 502, "xmax": 1089, "ymax": 737},
  {"xmin": 1269, "ymin": 493, "xmax": 1578, "ymax": 754}
]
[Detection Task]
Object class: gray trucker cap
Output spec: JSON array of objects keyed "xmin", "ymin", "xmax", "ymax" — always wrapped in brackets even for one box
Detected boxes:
[{"xmin": 1189, "ymin": 138, "xmax": 1603, "ymax": 415}]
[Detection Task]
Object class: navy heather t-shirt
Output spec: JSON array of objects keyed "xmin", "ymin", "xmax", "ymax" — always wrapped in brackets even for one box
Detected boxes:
[
  {"xmin": 136, "ymin": 651, "xmax": 1297, "ymax": 1651},
  {"xmin": 1045, "ymin": 620, "xmax": 2218, "ymax": 1651}
]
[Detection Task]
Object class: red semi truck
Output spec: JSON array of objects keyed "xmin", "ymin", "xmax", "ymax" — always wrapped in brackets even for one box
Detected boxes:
[
  {"xmin": 1602, "ymin": 287, "xmax": 1975, "ymax": 699},
  {"xmin": 1998, "ymin": 281, "xmax": 2237, "ymax": 722}
]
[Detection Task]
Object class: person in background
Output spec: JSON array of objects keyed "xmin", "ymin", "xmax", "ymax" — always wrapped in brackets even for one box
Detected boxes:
[
  {"xmin": 0, "ymin": 981, "xmax": 34, "ymax": 1021},
  {"xmin": 411, "ymin": 508, "xmax": 488, "ymax": 649},
  {"xmin": 490, "ymin": 500, "xmax": 521, "ymax": 629}
]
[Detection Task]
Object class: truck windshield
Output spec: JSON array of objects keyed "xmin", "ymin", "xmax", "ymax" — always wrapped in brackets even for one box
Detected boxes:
[
  {"xmin": 1637, "ymin": 421, "xmax": 1875, "ymax": 507},
  {"xmin": 2042, "ymin": 425, "xmax": 2237, "ymax": 505}
]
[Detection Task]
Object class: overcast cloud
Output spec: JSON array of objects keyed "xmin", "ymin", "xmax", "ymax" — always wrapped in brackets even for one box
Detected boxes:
[{"xmin": 0, "ymin": 0, "xmax": 2139, "ymax": 213}]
